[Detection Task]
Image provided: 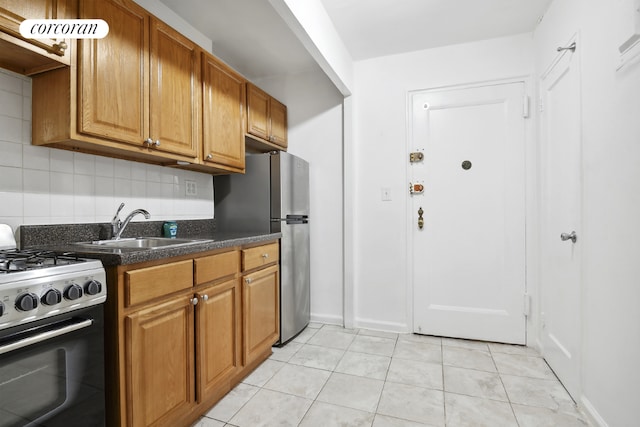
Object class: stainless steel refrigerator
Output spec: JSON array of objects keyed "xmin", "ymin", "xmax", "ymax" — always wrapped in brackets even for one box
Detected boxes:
[{"xmin": 214, "ymin": 151, "xmax": 310, "ymax": 345}]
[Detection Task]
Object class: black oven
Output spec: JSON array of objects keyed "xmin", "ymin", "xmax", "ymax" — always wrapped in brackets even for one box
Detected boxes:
[{"xmin": 0, "ymin": 305, "xmax": 105, "ymax": 427}]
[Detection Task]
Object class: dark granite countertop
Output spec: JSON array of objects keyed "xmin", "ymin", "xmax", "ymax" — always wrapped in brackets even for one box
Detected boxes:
[{"xmin": 19, "ymin": 220, "xmax": 280, "ymax": 267}]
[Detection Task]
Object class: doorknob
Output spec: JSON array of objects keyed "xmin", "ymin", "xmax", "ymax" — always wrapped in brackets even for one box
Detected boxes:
[
  {"xmin": 418, "ymin": 207, "xmax": 424, "ymax": 229},
  {"xmin": 560, "ymin": 231, "xmax": 577, "ymax": 243}
]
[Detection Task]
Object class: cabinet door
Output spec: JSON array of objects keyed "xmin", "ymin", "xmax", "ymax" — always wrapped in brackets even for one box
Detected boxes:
[
  {"xmin": 246, "ymin": 83, "xmax": 269, "ymax": 141},
  {"xmin": 202, "ymin": 53, "xmax": 245, "ymax": 170},
  {"xmin": 243, "ymin": 264, "xmax": 280, "ymax": 365},
  {"xmin": 126, "ymin": 296, "xmax": 195, "ymax": 427},
  {"xmin": 269, "ymin": 97, "xmax": 287, "ymax": 148},
  {"xmin": 0, "ymin": 0, "xmax": 70, "ymax": 58},
  {"xmin": 149, "ymin": 18, "xmax": 200, "ymax": 158},
  {"xmin": 79, "ymin": 0, "xmax": 149, "ymax": 145},
  {"xmin": 196, "ymin": 279, "xmax": 241, "ymax": 401}
]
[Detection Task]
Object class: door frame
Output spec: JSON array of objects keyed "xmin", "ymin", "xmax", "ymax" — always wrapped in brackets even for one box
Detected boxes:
[
  {"xmin": 538, "ymin": 33, "xmax": 584, "ymax": 399},
  {"xmin": 405, "ymin": 76, "xmax": 538, "ymax": 344}
]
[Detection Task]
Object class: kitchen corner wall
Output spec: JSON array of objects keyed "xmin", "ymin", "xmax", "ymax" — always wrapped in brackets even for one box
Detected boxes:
[{"xmin": 0, "ymin": 68, "xmax": 214, "ymax": 234}]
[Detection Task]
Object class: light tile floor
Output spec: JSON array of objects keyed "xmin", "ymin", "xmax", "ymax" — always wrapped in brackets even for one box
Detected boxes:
[{"xmin": 192, "ymin": 323, "xmax": 591, "ymax": 427}]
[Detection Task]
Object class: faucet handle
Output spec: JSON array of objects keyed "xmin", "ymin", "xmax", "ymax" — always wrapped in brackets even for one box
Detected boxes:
[{"xmin": 112, "ymin": 203, "xmax": 125, "ymax": 223}]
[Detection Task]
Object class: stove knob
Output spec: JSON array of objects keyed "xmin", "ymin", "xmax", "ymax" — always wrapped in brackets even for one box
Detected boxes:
[
  {"xmin": 16, "ymin": 293, "xmax": 39, "ymax": 311},
  {"xmin": 84, "ymin": 280, "xmax": 102, "ymax": 296},
  {"xmin": 0, "ymin": 301, "xmax": 4, "ymax": 316},
  {"xmin": 64, "ymin": 284, "xmax": 83, "ymax": 300},
  {"xmin": 41, "ymin": 289, "xmax": 62, "ymax": 306}
]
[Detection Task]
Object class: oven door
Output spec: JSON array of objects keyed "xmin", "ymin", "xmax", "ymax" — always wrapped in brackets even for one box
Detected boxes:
[{"xmin": 0, "ymin": 305, "xmax": 105, "ymax": 427}]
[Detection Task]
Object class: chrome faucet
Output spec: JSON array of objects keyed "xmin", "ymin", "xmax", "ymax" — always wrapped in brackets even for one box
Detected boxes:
[{"xmin": 111, "ymin": 203, "xmax": 151, "ymax": 240}]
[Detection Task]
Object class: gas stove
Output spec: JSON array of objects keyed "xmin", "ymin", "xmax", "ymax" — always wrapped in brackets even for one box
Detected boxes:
[{"xmin": 0, "ymin": 248, "xmax": 106, "ymax": 330}]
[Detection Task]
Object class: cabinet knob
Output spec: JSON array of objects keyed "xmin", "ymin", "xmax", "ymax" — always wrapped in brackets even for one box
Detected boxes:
[
  {"xmin": 262, "ymin": 253, "xmax": 269, "ymax": 259},
  {"xmin": 144, "ymin": 138, "xmax": 153, "ymax": 146},
  {"xmin": 206, "ymin": 153, "xmax": 213, "ymax": 160},
  {"xmin": 154, "ymin": 140, "xmax": 161, "ymax": 147},
  {"xmin": 201, "ymin": 294, "xmax": 209, "ymax": 301},
  {"xmin": 190, "ymin": 297, "xmax": 199, "ymax": 305},
  {"xmin": 245, "ymin": 278, "xmax": 252, "ymax": 284}
]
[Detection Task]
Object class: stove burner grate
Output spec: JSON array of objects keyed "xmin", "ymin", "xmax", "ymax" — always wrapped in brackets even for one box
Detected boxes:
[{"xmin": 0, "ymin": 249, "xmax": 85, "ymax": 273}]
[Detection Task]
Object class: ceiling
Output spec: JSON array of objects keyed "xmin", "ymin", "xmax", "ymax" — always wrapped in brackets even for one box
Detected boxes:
[{"xmin": 160, "ymin": 0, "xmax": 552, "ymax": 80}]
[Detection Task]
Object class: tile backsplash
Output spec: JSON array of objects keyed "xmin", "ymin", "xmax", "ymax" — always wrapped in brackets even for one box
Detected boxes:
[{"xmin": 0, "ymin": 68, "xmax": 214, "ymax": 233}]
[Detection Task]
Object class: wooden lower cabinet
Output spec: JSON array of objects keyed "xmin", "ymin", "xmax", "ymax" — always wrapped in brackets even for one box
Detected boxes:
[
  {"xmin": 125, "ymin": 294, "xmax": 196, "ymax": 427},
  {"xmin": 243, "ymin": 264, "xmax": 280, "ymax": 365},
  {"xmin": 109, "ymin": 241, "xmax": 280, "ymax": 426},
  {"xmin": 195, "ymin": 278, "xmax": 241, "ymax": 402}
]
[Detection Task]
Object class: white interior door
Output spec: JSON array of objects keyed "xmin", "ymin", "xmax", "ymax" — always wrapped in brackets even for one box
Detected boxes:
[
  {"xmin": 410, "ymin": 82, "xmax": 527, "ymax": 344},
  {"xmin": 540, "ymin": 40, "xmax": 582, "ymax": 400}
]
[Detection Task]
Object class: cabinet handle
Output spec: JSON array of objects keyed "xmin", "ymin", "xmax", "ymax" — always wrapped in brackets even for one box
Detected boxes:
[
  {"xmin": 245, "ymin": 278, "xmax": 252, "ymax": 284},
  {"xmin": 190, "ymin": 297, "xmax": 198, "ymax": 306},
  {"xmin": 200, "ymin": 294, "xmax": 209, "ymax": 302},
  {"xmin": 206, "ymin": 153, "xmax": 213, "ymax": 160},
  {"xmin": 53, "ymin": 40, "xmax": 68, "ymax": 53}
]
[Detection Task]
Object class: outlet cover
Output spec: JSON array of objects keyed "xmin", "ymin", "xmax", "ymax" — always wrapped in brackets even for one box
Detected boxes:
[
  {"xmin": 381, "ymin": 187, "xmax": 392, "ymax": 201},
  {"xmin": 186, "ymin": 180, "xmax": 197, "ymax": 196}
]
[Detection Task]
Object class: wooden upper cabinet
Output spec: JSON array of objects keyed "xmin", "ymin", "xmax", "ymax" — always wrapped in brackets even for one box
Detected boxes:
[
  {"xmin": 78, "ymin": 1, "xmax": 199, "ymax": 158},
  {"xmin": 0, "ymin": 0, "xmax": 72, "ymax": 75},
  {"xmin": 79, "ymin": 0, "xmax": 148, "ymax": 145},
  {"xmin": 246, "ymin": 83, "xmax": 270, "ymax": 141},
  {"xmin": 246, "ymin": 82, "xmax": 288, "ymax": 151},
  {"xmin": 270, "ymin": 97, "xmax": 287, "ymax": 148},
  {"xmin": 150, "ymin": 18, "xmax": 200, "ymax": 158},
  {"xmin": 202, "ymin": 53, "xmax": 245, "ymax": 172}
]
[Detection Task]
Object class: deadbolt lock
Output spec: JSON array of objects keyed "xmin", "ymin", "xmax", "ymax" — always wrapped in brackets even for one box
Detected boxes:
[
  {"xmin": 410, "ymin": 182, "xmax": 424, "ymax": 195},
  {"xmin": 418, "ymin": 207, "xmax": 424, "ymax": 229},
  {"xmin": 409, "ymin": 152, "xmax": 424, "ymax": 163}
]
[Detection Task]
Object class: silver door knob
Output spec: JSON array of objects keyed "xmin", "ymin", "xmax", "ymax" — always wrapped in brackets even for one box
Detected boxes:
[
  {"xmin": 560, "ymin": 231, "xmax": 577, "ymax": 243},
  {"xmin": 190, "ymin": 297, "xmax": 199, "ymax": 305}
]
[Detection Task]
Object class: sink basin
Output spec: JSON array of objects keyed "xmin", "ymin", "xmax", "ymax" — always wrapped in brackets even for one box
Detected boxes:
[{"xmin": 76, "ymin": 237, "xmax": 211, "ymax": 250}]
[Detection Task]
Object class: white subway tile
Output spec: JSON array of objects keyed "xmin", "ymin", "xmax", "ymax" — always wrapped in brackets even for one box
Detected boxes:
[
  {"xmin": 0, "ymin": 192, "xmax": 23, "ymax": 216},
  {"xmin": 0, "ymin": 141, "xmax": 22, "ymax": 167},
  {"xmin": 146, "ymin": 164, "xmax": 162, "ymax": 183},
  {"xmin": 22, "ymin": 145, "xmax": 50, "ymax": 171},
  {"xmin": 22, "ymin": 216, "xmax": 52, "ymax": 225},
  {"xmin": 0, "ymin": 116, "xmax": 22, "ymax": 143},
  {"xmin": 23, "ymin": 169, "xmax": 49, "ymax": 193},
  {"xmin": 114, "ymin": 159, "xmax": 132, "ymax": 179},
  {"xmin": 22, "ymin": 79, "xmax": 32, "ymax": 98},
  {"xmin": 49, "ymin": 216, "xmax": 74, "ymax": 225},
  {"xmin": 114, "ymin": 178, "xmax": 132, "ymax": 199},
  {"xmin": 21, "ymin": 119, "xmax": 31, "ymax": 144},
  {"xmin": 95, "ymin": 156, "xmax": 114, "ymax": 177},
  {"xmin": 131, "ymin": 180, "xmax": 146, "ymax": 199},
  {"xmin": 24, "ymin": 193, "xmax": 50, "ymax": 217},
  {"xmin": 50, "ymin": 149, "xmax": 74, "ymax": 172},
  {"xmin": 74, "ymin": 215, "xmax": 96, "ymax": 224},
  {"xmin": 74, "ymin": 152, "xmax": 95, "ymax": 175},
  {"xmin": 0, "ymin": 70, "xmax": 23, "ymax": 94},
  {"xmin": 50, "ymin": 193, "xmax": 74, "ymax": 217},
  {"xmin": 0, "ymin": 166, "xmax": 22, "ymax": 191},
  {"xmin": 50, "ymin": 172, "xmax": 74, "ymax": 194},
  {"xmin": 131, "ymin": 163, "xmax": 146, "ymax": 181},
  {"xmin": 22, "ymin": 96, "xmax": 31, "ymax": 121},
  {"xmin": 0, "ymin": 90, "xmax": 23, "ymax": 119}
]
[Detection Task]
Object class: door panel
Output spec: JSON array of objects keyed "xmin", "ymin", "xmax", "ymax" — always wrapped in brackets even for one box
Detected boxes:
[
  {"xmin": 411, "ymin": 82, "xmax": 526, "ymax": 344},
  {"xmin": 540, "ymin": 42, "xmax": 582, "ymax": 399}
]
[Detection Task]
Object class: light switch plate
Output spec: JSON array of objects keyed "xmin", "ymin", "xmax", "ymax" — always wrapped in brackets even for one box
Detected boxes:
[
  {"xmin": 186, "ymin": 180, "xmax": 197, "ymax": 196},
  {"xmin": 381, "ymin": 187, "xmax": 392, "ymax": 201}
]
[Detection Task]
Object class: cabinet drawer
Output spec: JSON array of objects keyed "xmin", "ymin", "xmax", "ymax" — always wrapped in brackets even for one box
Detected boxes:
[
  {"xmin": 125, "ymin": 260, "xmax": 193, "ymax": 307},
  {"xmin": 194, "ymin": 250, "xmax": 240, "ymax": 285},
  {"xmin": 242, "ymin": 242, "xmax": 279, "ymax": 271}
]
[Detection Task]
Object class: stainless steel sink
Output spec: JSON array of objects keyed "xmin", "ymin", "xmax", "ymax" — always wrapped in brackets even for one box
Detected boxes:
[{"xmin": 76, "ymin": 237, "xmax": 211, "ymax": 250}]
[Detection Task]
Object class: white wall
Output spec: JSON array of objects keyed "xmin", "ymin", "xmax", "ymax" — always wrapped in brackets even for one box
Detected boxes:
[
  {"xmin": 0, "ymin": 68, "xmax": 214, "ymax": 234},
  {"xmin": 254, "ymin": 68, "xmax": 345, "ymax": 324},
  {"xmin": 534, "ymin": 0, "xmax": 640, "ymax": 425},
  {"xmin": 351, "ymin": 34, "xmax": 536, "ymax": 332}
]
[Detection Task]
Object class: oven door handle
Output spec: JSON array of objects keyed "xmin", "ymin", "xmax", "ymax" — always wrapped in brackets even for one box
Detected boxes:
[{"xmin": 0, "ymin": 318, "xmax": 93, "ymax": 355}]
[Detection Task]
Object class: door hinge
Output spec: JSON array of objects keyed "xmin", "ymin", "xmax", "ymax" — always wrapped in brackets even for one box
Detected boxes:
[
  {"xmin": 523, "ymin": 293, "xmax": 531, "ymax": 317},
  {"xmin": 523, "ymin": 95, "xmax": 530, "ymax": 118},
  {"xmin": 538, "ymin": 97, "xmax": 544, "ymax": 113}
]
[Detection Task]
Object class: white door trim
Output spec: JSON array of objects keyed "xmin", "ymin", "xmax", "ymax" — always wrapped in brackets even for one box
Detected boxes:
[{"xmin": 405, "ymin": 76, "xmax": 537, "ymax": 341}]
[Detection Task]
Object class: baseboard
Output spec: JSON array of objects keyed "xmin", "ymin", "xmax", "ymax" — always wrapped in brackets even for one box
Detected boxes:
[
  {"xmin": 310, "ymin": 313, "xmax": 343, "ymax": 326},
  {"xmin": 354, "ymin": 317, "xmax": 409, "ymax": 333},
  {"xmin": 580, "ymin": 396, "xmax": 609, "ymax": 427}
]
